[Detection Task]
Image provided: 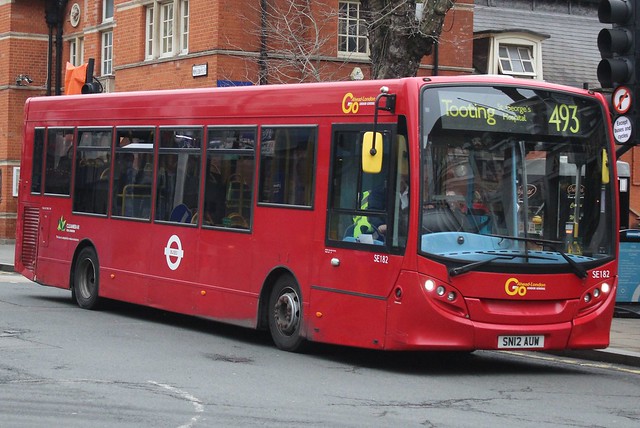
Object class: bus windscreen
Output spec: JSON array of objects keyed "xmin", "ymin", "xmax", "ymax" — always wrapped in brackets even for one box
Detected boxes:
[{"xmin": 420, "ymin": 85, "xmax": 614, "ymax": 274}]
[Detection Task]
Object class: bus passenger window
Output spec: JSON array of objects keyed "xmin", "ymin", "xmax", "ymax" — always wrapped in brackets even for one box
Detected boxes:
[
  {"xmin": 31, "ymin": 128, "xmax": 45, "ymax": 194},
  {"xmin": 112, "ymin": 128, "xmax": 155, "ymax": 220},
  {"xmin": 259, "ymin": 126, "xmax": 316, "ymax": 207},
  {"xmin": 44, "ymin": 128, "xmax": 74, "ymax": 195},
  {"xmin": 73, "ymin": 129, "xmax": 112, "ymax": 215},
  {"xmin": 205, "ymin": 127, "xmax": 255, "ymax": 229},
  {"xmin": 155, "ymin": 127, "xmax": 202, "ymax": 224}
]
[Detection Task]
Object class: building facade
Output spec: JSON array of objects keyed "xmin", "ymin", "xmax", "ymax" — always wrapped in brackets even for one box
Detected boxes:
[{"xmin": 0, "ymin": 0, "xmax": 474, "ymax": 241}]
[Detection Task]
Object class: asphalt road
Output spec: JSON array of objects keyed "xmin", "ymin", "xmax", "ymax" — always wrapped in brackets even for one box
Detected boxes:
[{"xmin": 1, "ymin": 272, "xmax": 639, "ymax": 427}]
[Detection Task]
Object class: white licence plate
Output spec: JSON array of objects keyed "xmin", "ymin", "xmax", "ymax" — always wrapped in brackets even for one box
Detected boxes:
[{"xmin": 498, "ymin": 335, "xmax": 545, "ymax": 349}]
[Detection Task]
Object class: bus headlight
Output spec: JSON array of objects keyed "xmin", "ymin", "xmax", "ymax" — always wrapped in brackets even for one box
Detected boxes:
[
  {"xmin": 601, "ymin": 282, "xmax": 610, "ymax": 294},
  {"xmin": 424, "ymin": 279, "xmax": 435, "ymax": 292}
]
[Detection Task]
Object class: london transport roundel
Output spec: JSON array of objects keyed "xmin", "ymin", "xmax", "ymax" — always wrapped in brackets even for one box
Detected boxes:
[{"xmin": 612, "ymin": 86, "xmax": 632, "ymax": 115}]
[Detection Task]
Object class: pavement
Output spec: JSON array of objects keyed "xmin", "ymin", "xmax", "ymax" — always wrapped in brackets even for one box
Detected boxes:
[{"xmin": 0, "ymin": 242, "xmax": 638, "ymax": 367}]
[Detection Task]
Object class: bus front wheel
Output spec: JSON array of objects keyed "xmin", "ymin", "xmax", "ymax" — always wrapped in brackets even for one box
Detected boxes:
[
  {"xmin": 72, "ymin": 247, "xmax": 100, "ymax": 310},
  {"xmin": 268, "ymin": 275, "xmax": 305, "ymax": 352}
]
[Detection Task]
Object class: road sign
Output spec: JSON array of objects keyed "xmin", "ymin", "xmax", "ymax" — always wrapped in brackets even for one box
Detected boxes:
[
  {"xmin": 613, "ymin": 85, "xmax": 632, "ymax": 114},
  {"xmin": 613, "ymin": 115, "xmax": 633, "ymax": 143}
]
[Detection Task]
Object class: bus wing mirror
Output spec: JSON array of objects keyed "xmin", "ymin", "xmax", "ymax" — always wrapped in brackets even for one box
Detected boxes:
[
  {"xmin": 601, "ymin": 149, "xmax": 610, "ymax": 184},
  {"xmin": 362, "ymin": 132, "xmax": 383, "ymax": 173}
]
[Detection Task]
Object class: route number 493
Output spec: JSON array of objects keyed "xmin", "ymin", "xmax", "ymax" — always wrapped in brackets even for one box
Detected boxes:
[{"xmin": 549, "ymin": 104, "xmax": 580, "ymax": 133}]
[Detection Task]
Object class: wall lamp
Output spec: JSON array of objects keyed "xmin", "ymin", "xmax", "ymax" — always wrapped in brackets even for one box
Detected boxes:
[{"xmin": 16, "ymin": 75, "xmax": 34, "ymax": 86}]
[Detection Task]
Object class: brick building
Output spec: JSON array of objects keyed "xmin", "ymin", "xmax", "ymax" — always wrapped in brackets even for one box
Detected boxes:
[{"xmin": 0, "ymin": 0, "xmax": 474, "ymax": 241}]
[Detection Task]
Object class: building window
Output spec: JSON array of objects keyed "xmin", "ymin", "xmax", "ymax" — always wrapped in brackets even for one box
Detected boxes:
[
  {"xmin": 146, "ymin": 0, "xmax": 189, "ymax": 60},
  {"xmin": 338, "ymin": 1, "xmax": 368, "ymax": 56},
  {"xmin": 103, "ymin": 0, "xmax": 114, "ymax": 22},
  {"xmin": 146, "ymin": 7, "xmax": 155, "ymax": 58},
  {"xmin": 473, "ymin": 32, "xmax": 546, "ymax": 80},
  {"xmin": 161, "ymin": 2, "xmax": 174, "ymax": 56},
  {"xmin": 102, "ymin": 31, "xmax": 113, "ymax": 75},
  {"xmin": 70, "ymin": 37, "xmax": 84, "ymax": 66},
  {"xmin": 498, "ymin": 45, "xmax": 535, "ymax": 77},
  {"xmin": 180, "ymin": 0, "xmax": 189, "ymax": 53}
]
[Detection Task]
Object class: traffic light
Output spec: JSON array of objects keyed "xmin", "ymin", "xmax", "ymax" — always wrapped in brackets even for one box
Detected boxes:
[
  {"xmin": 597, "ymin": 0, "xmax": 638, "ymax": 88},
  {"xmin": 81, "ymin": 58, "xmax": 103, "ymax": 94},
  {"xmin": 81, "ymin": 80, "xmax": 103, "ymax": 94}
]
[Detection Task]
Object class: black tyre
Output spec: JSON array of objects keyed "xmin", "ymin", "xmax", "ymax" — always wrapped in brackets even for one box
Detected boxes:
[
  {"xmin": 268, "ymin": 275, "xmax": 305, "ymax": 352},
  {"xmin": 72, "ymin": 247, "xmax": 100, "ymax": 309}
]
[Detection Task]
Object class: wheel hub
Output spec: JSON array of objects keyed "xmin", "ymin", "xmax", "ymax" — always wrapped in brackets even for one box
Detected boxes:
[{"xmin": 274, "ymin": 291, "xmax": 300, "ymax": 335}]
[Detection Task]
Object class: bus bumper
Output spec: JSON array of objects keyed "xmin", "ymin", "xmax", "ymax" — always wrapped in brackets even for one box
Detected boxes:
[{"xmin": 384, "ymin": 272, "xmax": 616, "ymax": 351}]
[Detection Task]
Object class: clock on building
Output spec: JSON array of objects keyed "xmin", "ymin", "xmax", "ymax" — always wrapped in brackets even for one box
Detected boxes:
[{"xmin": 70, "ymin": 3, "xmax": 81, "ymax": 28}]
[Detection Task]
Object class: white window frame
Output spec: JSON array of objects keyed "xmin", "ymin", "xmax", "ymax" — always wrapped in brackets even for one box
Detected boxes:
[
  {"xmin": 180, "ymin": 0, "xmax": 189, "ymax": 54},
  {"xmin": 146, "ymin": 6, "xmax": 155, "ymax": 59},
  {"xmin": 70, "ymin": 37, "xmax": 84, "ymax": 66},
  {"xmin": 145, "ymin": 0, "xmax": 189, "ymax": 60},
  {"xmin": 487, "ymin": 34, "xmax": 544, "ymax": 80},
  {"xmin": 160, "ymin": 2, "xmax": 174, "ymax": 57},
  {"xmin": 102, "ymin": 31, "xmax": 113, "ymax": 76},
  {"xmin": 498, "ymin": 45, "xmax": 536, "ymax": 77},
  {"xmin": 338, "ymin": 1, "xmax": 369, "ymax": 58}
]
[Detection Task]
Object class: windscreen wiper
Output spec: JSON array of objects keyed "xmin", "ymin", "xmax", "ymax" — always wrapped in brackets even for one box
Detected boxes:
[
  {"xmin": 449, "ymin": 256, "xmax": 509, "ymax": 277},
  {"xmin": 487, "ymin": 234, "xmax": 588, "ymax": 279},
  {"xmin": 449, "ymin": 251, "xmax": 556, "ymax": 277}
]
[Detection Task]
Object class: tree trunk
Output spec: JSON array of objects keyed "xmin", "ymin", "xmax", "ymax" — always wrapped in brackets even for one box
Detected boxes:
[{"xmin": 361, "ymin": 0, "xmax": 455, "ymax": 79}]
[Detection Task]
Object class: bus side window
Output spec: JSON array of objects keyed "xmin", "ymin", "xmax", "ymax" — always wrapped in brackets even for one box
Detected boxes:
[
  {"xmin": 259, "ymin": 126, "xmax": 316, "ymax": 207},
  {"xmin": 112, "ymin": 128, "xmax": 155, "ymax": 220},
  {"xmin": 155, "ymin": 127, "xmax": 202, "ymax": 224},
  {"xmin": 205, "ymin": 127, "xmax": 256, "ymax": 229},
  {"xmin": 44, "ymin": 128, "xmax": 74, "ymax": 195},
  {"xmin": 73, "ymin": 129, "xmax": 112, "ymax": 215},
  {"xmin": 31, "ymin": 128, "xmax": 45, "ymax": 194}
]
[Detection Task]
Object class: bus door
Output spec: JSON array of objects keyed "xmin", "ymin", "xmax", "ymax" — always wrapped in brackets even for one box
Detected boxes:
[{"xmin": 311, "ymin": 123, "xmax": 409, "ymax": 348}]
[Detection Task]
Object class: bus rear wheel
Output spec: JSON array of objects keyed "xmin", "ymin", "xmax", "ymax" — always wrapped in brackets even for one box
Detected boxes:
[
  {"xmin": 268, "ymin": 275, "xmax": 305, "ymax": 352},
  {"xmin": 72, "ymin": 247, "xmax": 100, "ymax": 310}
]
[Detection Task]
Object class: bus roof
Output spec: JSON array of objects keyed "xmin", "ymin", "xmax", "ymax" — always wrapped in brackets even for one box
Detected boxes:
[{"xmin": 23, "ymin": 76, "xmax": 597, "ymax": 125}]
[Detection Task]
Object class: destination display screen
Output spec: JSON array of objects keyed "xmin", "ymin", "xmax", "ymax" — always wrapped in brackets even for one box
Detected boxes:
[{"xmin": 425, "ymin": 85, "xmax": 602, "ymax": 138}]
